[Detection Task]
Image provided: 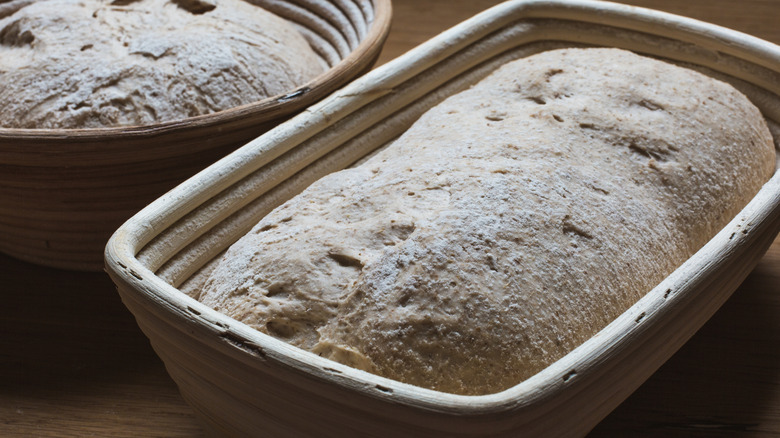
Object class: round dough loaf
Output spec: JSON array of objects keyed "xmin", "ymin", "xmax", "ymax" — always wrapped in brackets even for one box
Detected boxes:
[
  {"xmin": 0, "ymin": 0, "xmax": 326, "ymax": 128},
  {"xmin": 199, "ymin": 48, "xmax": 776, "ymax": 395}
]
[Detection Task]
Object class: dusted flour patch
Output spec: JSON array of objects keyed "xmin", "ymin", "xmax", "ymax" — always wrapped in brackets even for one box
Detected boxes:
[
  {"xmin": 199, "ymin": 48, "xmax": 776, "ymax": 395},
  {"xmin": 0, "ymin": 0, "xmax": 326, "ymax": 128}
]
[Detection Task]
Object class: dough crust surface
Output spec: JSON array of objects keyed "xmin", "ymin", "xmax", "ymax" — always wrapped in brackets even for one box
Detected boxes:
[
  {"xmin": 200, "ymin": 48, "xmax": 776, "ymax": 395},
  {"xmin": 0, "ymin": 0, "xmax": 326, "ymax": 128}
]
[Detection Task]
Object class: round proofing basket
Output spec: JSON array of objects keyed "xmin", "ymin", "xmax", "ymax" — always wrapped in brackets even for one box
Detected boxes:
[{"xmin": 0, "ymin": 0, "xmax": 391, "ymax": 271}]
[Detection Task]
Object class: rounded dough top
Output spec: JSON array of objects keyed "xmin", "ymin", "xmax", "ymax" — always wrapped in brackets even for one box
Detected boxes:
[
  {"xmin": 199, "ymin": 48, "xmax": 776, "ymax": 395},
  {"xmin": 0, "ymin": 0, "xmax": 327, "ymax": 128}
]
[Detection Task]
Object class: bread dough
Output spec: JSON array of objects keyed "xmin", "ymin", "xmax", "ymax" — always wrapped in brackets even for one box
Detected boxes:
[
  {"xmin": 199, "ymin": 48, "xmax": 776, "ymax": 395},
  {"xmin": 0, "ymin": 0, "xmax": 326, "ymax": 128}
]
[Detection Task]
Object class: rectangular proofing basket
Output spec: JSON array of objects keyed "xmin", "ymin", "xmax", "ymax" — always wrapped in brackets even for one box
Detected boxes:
[{"xmin": 105, "ymin": 1, "xmax": 780, "ymax": 436}]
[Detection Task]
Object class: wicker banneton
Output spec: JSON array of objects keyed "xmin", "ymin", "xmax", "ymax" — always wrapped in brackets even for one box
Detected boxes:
[
  {"xmin": 106, "ymin": 0, "xmax": 780, "ymax": 436},
  {"xmin": 0, "ymin": 0, "xmax": 391, "ymax": 271}
]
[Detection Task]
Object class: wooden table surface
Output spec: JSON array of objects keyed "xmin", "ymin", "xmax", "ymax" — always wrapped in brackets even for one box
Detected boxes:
[{"xmin": 2, "ymin": 0, "xmax": 780, "ymax": 436}]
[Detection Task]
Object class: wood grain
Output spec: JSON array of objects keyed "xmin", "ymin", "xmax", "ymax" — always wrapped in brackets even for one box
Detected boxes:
[{"xmin": 2, "ymin": 0, "xmax": 780, "ymax": 436}]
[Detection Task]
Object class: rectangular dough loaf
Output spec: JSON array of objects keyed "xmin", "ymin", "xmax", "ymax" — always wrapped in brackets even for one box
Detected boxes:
[{"xmin": 199, "ymin": 47, "xmax": 776, "ymax": 395}]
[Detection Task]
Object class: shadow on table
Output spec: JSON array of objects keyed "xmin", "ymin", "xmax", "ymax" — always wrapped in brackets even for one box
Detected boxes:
[{"xmin": 0, "ymin": 253, "xmax": 205, "ymax": 437}]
